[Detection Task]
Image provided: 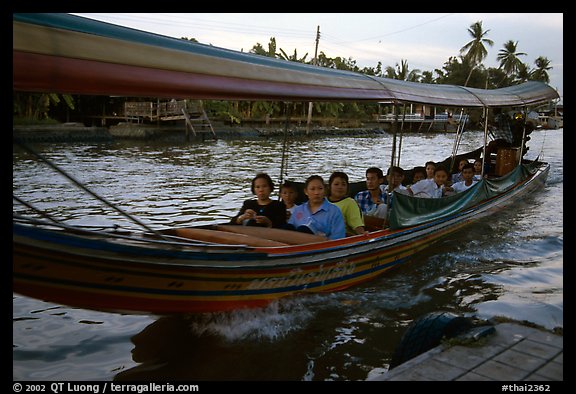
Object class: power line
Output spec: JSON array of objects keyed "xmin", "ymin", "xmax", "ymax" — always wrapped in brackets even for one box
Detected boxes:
[
  {"xmin": 322, "ymin": 13, "xmax": 455, "ymax": 48},
  {"xmin": 75, "ymin": 13, "xmax": 315, "ymax": 39}
]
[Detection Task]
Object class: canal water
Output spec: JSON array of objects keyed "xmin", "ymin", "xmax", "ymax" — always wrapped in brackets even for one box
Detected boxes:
[{"xmin": 13, "ymin": 129, "xmax": 563, "ymax": 381}]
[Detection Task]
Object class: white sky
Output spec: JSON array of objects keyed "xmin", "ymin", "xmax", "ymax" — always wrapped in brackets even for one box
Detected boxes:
[{"xmin": 73, "ymin": 13, "xmax": 563, "ymax": 100}]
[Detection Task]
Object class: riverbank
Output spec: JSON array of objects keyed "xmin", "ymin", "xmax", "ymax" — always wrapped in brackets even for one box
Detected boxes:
[
  {"xmin": 13, "ymin": 123, "xmax": 112, "ymax": 142},
  {"xmin": 13, "ymin": 122, "xmax": 393, "ymax": 143}
]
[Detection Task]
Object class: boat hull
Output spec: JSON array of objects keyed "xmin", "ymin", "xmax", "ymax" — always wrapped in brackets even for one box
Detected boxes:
[{"xmin": 13, "ymin": 163, "xmax": 549, "ymax": 314}]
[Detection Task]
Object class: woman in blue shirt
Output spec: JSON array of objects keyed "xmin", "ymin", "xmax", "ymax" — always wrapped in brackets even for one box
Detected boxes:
[{"xmin": 288, "ymin": 175, "xmax": 346, "ymax": 240}]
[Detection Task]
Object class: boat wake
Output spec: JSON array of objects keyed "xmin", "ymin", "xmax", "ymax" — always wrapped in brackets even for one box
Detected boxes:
[{"xmin": 186, "ymin": 298, "xmax": 315, "ymax": 342}]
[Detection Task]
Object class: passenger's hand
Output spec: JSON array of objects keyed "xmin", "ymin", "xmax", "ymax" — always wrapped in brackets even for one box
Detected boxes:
[
  {"xmin": 238, "ymin": 209, "xmax": 257, "ymax": 224},
  {"xmin": 243, "ymin": 209, "xmax": 257, "ymax": 219},
  {"xmin": 255, "ymin": 215, "xmax": 272, "ymax": 227}
]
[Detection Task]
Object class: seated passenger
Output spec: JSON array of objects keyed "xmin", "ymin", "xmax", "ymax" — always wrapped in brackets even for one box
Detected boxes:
[
  {"xmin": 279, "ymin": 180, "xmax": 299, "ymax": 219},
  {"xmin": 287, "ymin": 175, "xmax": 345, "ymax": 240},
  {"xmin": 231, "ymin": 173, "xmax": 287, "ymax": 228},
  {"xmin": 451, "ymin": 158, "xmax": 470, "ymax": 183},
  {"xmin": 473, "ymin": 158, "xmax": 484, "ymax": 180},
  {"xmin": 327, "ymin": 171, "xmax": 366, "ymax": 236},
  {"xmin": 354, "ymin": 167, "xmax": 388, "ymax": 215},
  {"xmin": 381, "ymin": 166, "xmax": 409, "ymax": 195},
  {"xmin": 425, "ymin": 161, "xmax": 436, "ymax": 180},
  {"xmin": 410, "ymin": 166, "xmax": 427, "ymax": 186},
  {"xmin": 407, "ymin": 165, "xmax": 452, "ymax": 198},
  {"xmin": 452, "ymin": 163, "xmax": 478, "ymax": 193}
]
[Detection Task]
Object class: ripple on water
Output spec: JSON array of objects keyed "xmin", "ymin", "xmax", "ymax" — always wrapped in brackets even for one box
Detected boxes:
[{"xmin": 13, "ymin": 130, "xmax": 563, "ymax": 380}]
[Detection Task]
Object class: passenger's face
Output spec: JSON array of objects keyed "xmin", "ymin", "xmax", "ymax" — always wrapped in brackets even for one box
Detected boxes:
[
  {"xmin": 330, "ymin": 177, "xmax": 348, "ymax": 200},
  {"xmin": 413, "ymin": 172, "xmax": 425, "ymax": 183},
  {"xmin": 426, "ymin": 164, "xmax": 435, "ymax": 178},
  {"xmin": 280, "ymin": 188, "xmax": 297, "ymax": 205},
  {"xmin": 434, "ymin": 170, "xmax": 449, "ymax": 186},
  {"xmin": 474, "ymin": 161, "xmax": 482, "ymax": 173},
  {"xmin": 305, "ymin": 180, "xmax": 326, "ymax": 203},
  {"xmin": 365, "ymin": 172, "xmax": 381, "ymax": 190},
  {"xmin": 254, "ymin": 178, "xmax": 272, "ymax": 200},
  {"xmin": 462, "ymin": 168, "xmax": 475, "ymax": 182},
  {"xmin": 388, "ymin": 172, "xmax": 403, "ymax": 189}
]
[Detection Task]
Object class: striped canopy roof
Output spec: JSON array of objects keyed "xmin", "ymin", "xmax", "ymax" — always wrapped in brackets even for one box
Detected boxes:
[{"xmin": 13, "ymin": 13, "xmax": 560, "ymax": 107}]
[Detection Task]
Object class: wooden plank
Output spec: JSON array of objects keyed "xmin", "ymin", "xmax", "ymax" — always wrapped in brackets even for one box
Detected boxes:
[
  {"xmin": 216, "ymin": 225, "xmax": 327, "ymax": 245},
  {"xmin": 181, "ymin": 108, "xmax": 196, "ymax": 137},
  {"xmin": 172, "ymin": 227, "xmax": 289, "ymax": 247}
]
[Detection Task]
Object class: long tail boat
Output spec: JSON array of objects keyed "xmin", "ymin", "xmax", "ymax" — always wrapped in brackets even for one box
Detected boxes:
[{"xmin": 13, "ymin": 13, "xmax": 559, "ymax": 314}]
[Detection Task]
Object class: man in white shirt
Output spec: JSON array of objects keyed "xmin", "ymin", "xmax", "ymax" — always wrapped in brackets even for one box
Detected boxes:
[
  {"xmin": 407, "ymin": 165, "xmax": 451, "ymax": 198},
  {"xmin": 452, "ymin": 163, "xmax": 478, "ymax": 193}
]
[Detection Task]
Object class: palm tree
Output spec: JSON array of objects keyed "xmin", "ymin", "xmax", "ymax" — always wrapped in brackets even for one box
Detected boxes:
[
  {"xmin": 385, "ymin": 59, "xmax": 421, "ymax": 81},
  {"xmin": 278, "ymin": 48, "xmax": 308, "ymax": 63},
  {"xmin": 460, "ymin": 21, "xmax": 494, "ymax": 86},
  {"xmin": 530, "ymin": 56, "xmax": 552, "ymax": 83},
  {"xmin": 497, "ymin": 40, "xmax": 526, "ymax": 82},
  {"xmin": 250, "ymin": 37, "xmax": 278, "ymax": 58},
  {"xmin": 516, "ymin": 63, "xmax": 531, "ymax": 83}
]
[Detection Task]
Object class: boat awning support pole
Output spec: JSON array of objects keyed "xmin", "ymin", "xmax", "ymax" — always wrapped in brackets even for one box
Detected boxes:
[
  {"xmin": 449, "ymin": 107, "xmax": 466, "ymax": 172},
  {"xmin": 279, "ymin": 102, "xmax": 291, "ymax": 186},
  {"xmin": 518, "ymin": 105, "xmax": 528, "ymax": 166},
  {"xmin": 481, "ymin": 106, "xmax": 489, "ymax": 177},
  {"xmin": 390, "ymin": 101, "xmax": 399, "ymax": 170},
  {"xmin": 396, "ymin": 103, "xmax": 407, "ymax": 167},
  {"xmin": 14, "ymin": 140, "xmax": 171, "ymax": 241}
]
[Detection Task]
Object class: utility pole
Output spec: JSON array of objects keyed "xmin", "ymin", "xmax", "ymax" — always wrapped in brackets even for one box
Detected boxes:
[{"xmin": 306, "ymin": 26, "xmax": 320, "ymax": 135}]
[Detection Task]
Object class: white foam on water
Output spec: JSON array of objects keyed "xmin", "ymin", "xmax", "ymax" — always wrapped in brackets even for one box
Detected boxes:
[{"xmin": 187, "ymin": 298, "xmax": 315, "ymax": 342}]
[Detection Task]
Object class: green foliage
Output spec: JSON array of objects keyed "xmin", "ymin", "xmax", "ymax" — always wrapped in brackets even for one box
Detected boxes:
[
  {"xmin": 13, "ymin": 92, "xmax": 75, "ymax": 122},
  {"xmin": 460, "ymin": 21, "xmax": 494, "ymax": 86},
  {"xmin": 531, "ymin": 56, "xmax": 552, "ymax": 83}
]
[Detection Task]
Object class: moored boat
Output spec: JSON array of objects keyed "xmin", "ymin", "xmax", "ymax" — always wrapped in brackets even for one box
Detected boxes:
[{"xmin": 13, "ymin": 13, "xmax": 559, "ymax": 314}]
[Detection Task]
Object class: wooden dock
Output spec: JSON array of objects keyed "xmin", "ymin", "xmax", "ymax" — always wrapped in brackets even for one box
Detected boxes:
[
  {"xmin": 124, "ymin": 99, "xmax": 216, "ymax": 139},
  {"xmin": 368, "ymin": 322, "xmax": 563, "ymax": 381}
]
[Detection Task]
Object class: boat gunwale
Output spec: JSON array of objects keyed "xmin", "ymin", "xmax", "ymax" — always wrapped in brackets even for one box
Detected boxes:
[{"xmin": 13, "ymin": 160, "xmax": 549, "ymax": 269}]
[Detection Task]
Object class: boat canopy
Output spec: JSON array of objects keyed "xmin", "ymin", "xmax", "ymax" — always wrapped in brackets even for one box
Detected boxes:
[
  {"xmin": 13, "ymin": 13, "xmax": 559, "ymax": 107},
  {"xmin": 388, "ymin": 162, "xmax": 541, "ymax": 229}
]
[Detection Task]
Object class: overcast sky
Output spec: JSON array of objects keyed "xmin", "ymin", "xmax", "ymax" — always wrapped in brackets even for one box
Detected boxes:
[{"xmin": 74, "ymin": 13, "xmax": 563, "ymax": 100}]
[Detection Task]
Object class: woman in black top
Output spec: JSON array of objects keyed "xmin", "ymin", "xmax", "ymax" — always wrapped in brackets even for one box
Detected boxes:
[{"xmin": 231, "ymin": 173, "xmax": 287, "ymax": 228}]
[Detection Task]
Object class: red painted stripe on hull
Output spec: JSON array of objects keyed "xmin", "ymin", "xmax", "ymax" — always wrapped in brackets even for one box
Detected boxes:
[{"xmin": 13, "ymin": 51, "xmax": 382, "ymax": 101}]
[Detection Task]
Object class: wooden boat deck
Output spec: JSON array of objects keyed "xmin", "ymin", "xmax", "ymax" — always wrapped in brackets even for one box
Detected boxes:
[{"xmin": 368, "ymin": 322, "xmax": 563, "ymax": 381}]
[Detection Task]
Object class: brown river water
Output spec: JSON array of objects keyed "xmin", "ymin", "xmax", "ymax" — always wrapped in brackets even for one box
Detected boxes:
[{"xmin": 13, "ymin": 129, "xmax": 563, "ymax": 381}]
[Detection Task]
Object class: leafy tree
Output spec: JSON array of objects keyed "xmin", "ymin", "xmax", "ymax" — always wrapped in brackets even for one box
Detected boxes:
[
  {"xmin": 278, "ymin": 48, "xmax": 308, "ymax": 63},
  {"xmin": 530, "ymin": 56, "xmax": 552, "ymax": 83},
  {"xmin": 420, "ymin": 70, "xmax": 435, "ymax": 84},
  {"xmin": 14, "ymin": 92, "xmax": 75, "ymax": 122},
  {"xmin": 497, "ymin": 40, "xmax": 526, "ymax": 82},
  {"xmin": 516, "ymin": 63, "xmax": 531, "ymax": 83},
  {"xmin": 485, "ymin": 67, "xmax": 510, "ymax": 88},
  {"xmin": 360, "ymin": 61, "xmax": 383, "ymax": 76},
  {"xmin": 385, "ymin": 59, "xmax": 420, "ymax": 81},
  {"xmin": 250, "ymin": 37, "xmax": 279, "ymax": 58},
  {"xmin": 460, "ymin": 21, "xmax": 494, "ymax": 86}
]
